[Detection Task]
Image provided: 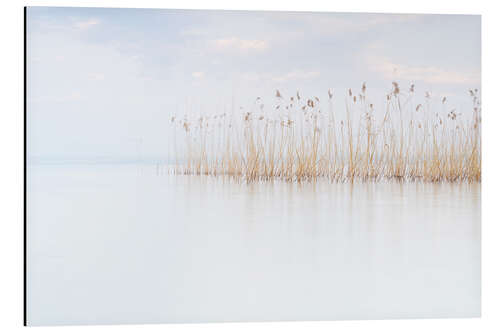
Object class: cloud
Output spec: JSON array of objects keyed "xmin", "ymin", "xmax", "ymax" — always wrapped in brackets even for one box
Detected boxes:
[
  {"xmin": 212, "ymin": 37, "xmax": 268, "ymax": 51},
  {"xmin": 74, "ymin": 19, "xmax": 100, "ymax": 30},
  {"xmin": 180, "ymin": 28, "xmax": 207, "ymax": 37},
  {"xmin": 272, "ymin": 70, "xmax": 320, "ymax": 83},
  {"xmin": 369, "ymin": 57, "xmax": 480, "ymax": 85},
  {"xmin": 192, "ymin": 72, "xmax": 205, "ymax": 79},
  {"xmin": 280, "ymin": 13, "xmax": 420, "ymax": 37}
]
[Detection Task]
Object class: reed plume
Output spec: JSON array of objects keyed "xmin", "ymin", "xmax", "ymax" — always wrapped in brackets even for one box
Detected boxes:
[{"xmin": 168, "ymin": 83, "xmax": 481, "ymax": 183}]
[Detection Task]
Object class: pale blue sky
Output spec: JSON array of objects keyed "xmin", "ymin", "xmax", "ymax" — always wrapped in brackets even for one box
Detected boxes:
[{"xmin": 27, "ymin": 7, "xmax": 480, "ymax": 162}]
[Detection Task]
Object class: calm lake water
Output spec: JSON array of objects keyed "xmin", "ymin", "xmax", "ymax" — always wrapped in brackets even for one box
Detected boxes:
[{"xmin": 26, "ymin": 164, "xmax": 481, "ymax": 325}]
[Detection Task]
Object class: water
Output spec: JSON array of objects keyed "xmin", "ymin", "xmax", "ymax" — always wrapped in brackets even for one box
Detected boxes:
[{"xmin": 26, "ymin": 164, "xmax": 481, "ymax": 325}]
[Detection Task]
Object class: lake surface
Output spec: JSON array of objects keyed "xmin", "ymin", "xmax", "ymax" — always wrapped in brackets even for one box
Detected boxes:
[{"xmin": 26, "ymin": 164, "xmax": 481, "ymax": 325}]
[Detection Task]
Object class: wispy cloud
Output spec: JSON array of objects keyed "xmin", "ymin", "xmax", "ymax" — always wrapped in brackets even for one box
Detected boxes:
[
  {"xmin": 192, "ymin": 71, "xmax": 205, "ymax": 79},
  {"xmin": 283, "ymin": 13, "xmax": 420, "ymax": 37},
  {"xmin": 180, "ymin": 28, "xmax": 207, "ymax": 37},
  {"xmin": 74, "ymin": 18, "xmax": 100, "ymax": 30},
  {"xmin": 369, "ymin": 57, "xmax": 480, "ymax": 85},
  {"xmin": 212, "ymin": 37, "xmax": 268, "ymax": 51}
]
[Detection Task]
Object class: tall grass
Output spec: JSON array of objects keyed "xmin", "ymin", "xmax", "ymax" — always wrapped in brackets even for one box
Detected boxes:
[{"xmin": 168, "ymin": 83, "xmax": 481, "ymax": 183}]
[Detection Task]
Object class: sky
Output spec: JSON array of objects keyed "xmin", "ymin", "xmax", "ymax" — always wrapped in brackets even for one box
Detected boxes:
[{"xmin": 26, "ymin": 7, "xmax": 481, "ymax": 162}]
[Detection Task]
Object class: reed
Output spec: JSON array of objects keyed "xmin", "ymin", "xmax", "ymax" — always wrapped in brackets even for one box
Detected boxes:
[{"xmin": 168, "ymin": 83, "xmax": 481, "ymax": 183}]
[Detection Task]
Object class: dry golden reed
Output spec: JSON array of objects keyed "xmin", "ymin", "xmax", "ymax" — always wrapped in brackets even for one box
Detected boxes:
[{"xmin": 169, "ymin": 83, "xmax": 481, "ymax": 183}]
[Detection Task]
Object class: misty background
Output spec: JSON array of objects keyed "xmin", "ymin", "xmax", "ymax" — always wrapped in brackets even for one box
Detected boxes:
[{"xmin": 26, "ymin": 7, "xmax": 480, "ymax": 163}]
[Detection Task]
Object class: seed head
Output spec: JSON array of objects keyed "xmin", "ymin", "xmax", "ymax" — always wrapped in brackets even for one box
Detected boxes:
[{"xmin": 392, "ymin": 82, "xmax": 400, "ymax": 95}]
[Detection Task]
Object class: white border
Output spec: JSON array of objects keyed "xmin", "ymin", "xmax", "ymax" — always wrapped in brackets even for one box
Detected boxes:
[{"xmin": 1, "ymin": 0, "xmax": 499, "ymax": 332}]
